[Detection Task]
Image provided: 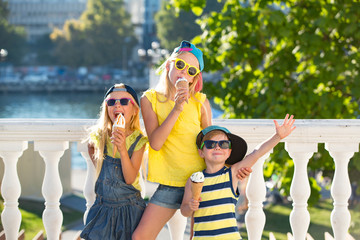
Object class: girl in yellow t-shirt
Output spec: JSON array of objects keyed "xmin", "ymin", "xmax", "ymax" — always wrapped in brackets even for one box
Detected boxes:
[
  {"xmin": 132, "ymin": 40, "xmax": 212, "ymax": 240},
  {"xmin": 133, "ymin": 41, "xmax": 251, "ymax": 240},
  {"xmin": 81, "ymin": 83, "xmax": 147, "ymax": 240}
]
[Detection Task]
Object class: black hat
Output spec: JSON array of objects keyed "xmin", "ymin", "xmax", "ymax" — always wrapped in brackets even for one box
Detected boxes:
[
  {"xmin": 196, "ymin": 125, "xmax": 248, "ymax": 165},
  {"xmin": 104, "ymin": 84, "xmax": 139, "ymax": 107}
]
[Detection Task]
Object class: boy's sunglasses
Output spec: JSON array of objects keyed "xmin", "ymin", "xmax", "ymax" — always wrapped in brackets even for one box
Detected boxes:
[
  {"xmin": 106, "ymin": 98, "xmax": 134, "ymax": 106},
  {"xmin": 201, "ymin": 140, "xmax": 231, "ymax": 150},
  {"xmin": 174, "ymin": 58, "xmax": 200, "ymax": 77}
]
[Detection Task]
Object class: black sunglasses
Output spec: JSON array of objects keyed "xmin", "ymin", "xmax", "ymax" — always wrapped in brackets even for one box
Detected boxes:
[
  {"xmin": 106, "ymin": 98, "xmax": 134, "ymax": 106},
  {"xmin": 201, "ymin": 140, "xmax": 231, "ymax": 150}
]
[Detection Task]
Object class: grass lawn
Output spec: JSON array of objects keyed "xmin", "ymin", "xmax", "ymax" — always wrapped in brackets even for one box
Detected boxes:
[
  {"xmin": 1, "ymin": 198, "xmax": 83, "ymax": 240},
  {"xmin": 239, "ymin": 199, "xmax": 360, "ymax": 240}
]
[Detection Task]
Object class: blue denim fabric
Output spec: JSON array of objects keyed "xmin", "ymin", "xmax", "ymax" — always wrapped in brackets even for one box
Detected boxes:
[
  {"xmin": 149, "ymin": 184, "xmax": 185, "ymax": 209},
  {"xmin": 80, "ymin": 153, "xmax": 146, "ymax": 240}
]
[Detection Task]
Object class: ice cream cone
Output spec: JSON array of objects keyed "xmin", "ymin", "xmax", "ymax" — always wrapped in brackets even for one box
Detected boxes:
[
  {"xmin": 190, "ymin": 171, "xmax": 205, "ymax": 200},
  {"xmin": 175, "ymin": 78, "xmax": 189, "ymax": 103},
  {"xmin": 175, "ymin": 78, "xmax": 189, "ymax": 89},
  {"xmin": 191, "ymin": 181, "xmax": 204, "ymax": 200},
  {"xmin": 112, "ymin": 113, "xmax": 125, "ymax": 157}
]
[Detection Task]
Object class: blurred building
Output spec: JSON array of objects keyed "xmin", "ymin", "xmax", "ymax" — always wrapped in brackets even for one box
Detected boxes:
[
  {"xmin": 142, "ymin": 0, "xmax": 161, "ymax": 50},
  {"xmin": 125, "ymin": 0, "xmax": 144, "ymax": 43},
  {"xmin": 7, "ymin": 0, "xmax": 87, "ymax": 42},
  {"xmin": 7, "ymin": 0, "xmax": 161, "ymax": 48}
]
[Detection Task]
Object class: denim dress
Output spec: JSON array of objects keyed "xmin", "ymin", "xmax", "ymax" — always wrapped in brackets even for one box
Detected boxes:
[{"xmin": 80, "ymin": 135, "xmax": 146, "ymax": 240}]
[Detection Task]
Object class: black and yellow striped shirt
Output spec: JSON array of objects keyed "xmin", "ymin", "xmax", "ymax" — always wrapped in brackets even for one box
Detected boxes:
[{"xmin": 193, "ymin": 166, "xmax": 241, "ymax": 240}]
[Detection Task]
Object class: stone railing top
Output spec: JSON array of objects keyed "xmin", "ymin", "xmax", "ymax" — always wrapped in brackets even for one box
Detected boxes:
[
  {"xmin": 0, "ymin": 118, "xmax": 96, "ymax": 141},
  {"xmin": 215, "ymin": 118, "xmax": 360, "ymax": 143},
  {"xmin": 0, "ymin": 118, "xmax": 360, "ymax": 143}
]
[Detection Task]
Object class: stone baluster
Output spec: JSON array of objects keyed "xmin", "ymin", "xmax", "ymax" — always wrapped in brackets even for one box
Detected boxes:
[
  {"xmin": 0, "ymin": 141, "xmax": 28, "ymax": 240},
  {"xmin": 34, "ymin": 141, "xmax": 68, "ymax": 240},
  {"xmin": 245, "ymin": 143, "xmax": 270, "ymax": 240},
  {"xmin": 77, "ymin": 141, "xmax": 96, "ymax": 223},
  {"xmin": 286, "ymin": 142, "xmax": 317, "ymax": 240},
  {"xmin": 325, "ymin": 142, "xmax": 358, "ymax": 240}
]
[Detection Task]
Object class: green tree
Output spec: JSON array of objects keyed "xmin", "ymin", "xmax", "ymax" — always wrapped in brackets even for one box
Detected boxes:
[
  {"xmin": 169, "ymin": 0, "xmax": 360, "ymax": 205},
  {"xmin": 0, "ymin": 0, "xmax": 26, "ymax": 65},
  {"xmin": 51, "ymin": 20, "xmax": 88, "ymax": 67},
  {"xmin": 33, "ymin": 34, "xmax": 56, "ymax": 65},
  {"xmin": 155, "ymin": 0, "xmax": 223, "ymax": 50},
  {"xmin": 51, "ymin": 0, "xmax": 137, "ymax": 67}
]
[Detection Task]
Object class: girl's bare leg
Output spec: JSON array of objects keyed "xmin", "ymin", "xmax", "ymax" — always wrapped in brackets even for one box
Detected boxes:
[
  {"xmin": 132, "ymin": 203, "xmax": 177, "ymax": 240},
  {"xmin": 167, "ymin": 209, "xmax": 187, "ymax": 240}
]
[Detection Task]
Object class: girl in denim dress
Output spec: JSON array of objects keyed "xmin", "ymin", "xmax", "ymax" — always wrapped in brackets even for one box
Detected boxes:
[{"xmin": 81, "ymin": 84, "xmax": 147, "ymax": 240}]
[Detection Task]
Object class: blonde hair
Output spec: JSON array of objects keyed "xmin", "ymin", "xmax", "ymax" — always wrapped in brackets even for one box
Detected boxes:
[
  {"xmin": 154, "ymin": 51, "xmax": 202, "ymax": 102},
  {"xmin": 85, "ymin": 83, "xmax": 141, "ymax": 177}
]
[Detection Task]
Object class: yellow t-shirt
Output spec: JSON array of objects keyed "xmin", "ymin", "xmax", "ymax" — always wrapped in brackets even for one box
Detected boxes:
[
  {"xmin": 144, "ymin": 89, "xmax": 207, "ymax": 187},
  {"xmin": 91, "ymin": 129, "xmax": 148, "ymax": 191}
]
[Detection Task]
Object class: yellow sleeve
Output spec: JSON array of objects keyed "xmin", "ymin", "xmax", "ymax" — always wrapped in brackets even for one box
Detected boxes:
[
  {"xmin": 134, "ymin": 135, "xmax": 148, "ymax": 152},
  {"xmin": 89, "ymin": 131, "xmax": 100, "ymax": 148},
  {"xmin": 195, "ymin": 92, "xmax": 206, "ymax": 103},
  {"xmin": 143, "ymin": 89, "xmax": 157, "ymax": 114},
  {"xmin": 194, "ymin": 92, "xmax": 207, "ymax": 118}
]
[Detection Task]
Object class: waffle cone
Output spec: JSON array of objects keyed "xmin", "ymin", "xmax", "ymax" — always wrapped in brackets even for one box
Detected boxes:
[
  {"xmin": 115, "ymin": 126, "xmax": 125, "ymax": 132},
  {"xmin": 191, "ymin": 181, "xmax": 204, "ymax": 200},
  {"xmin": 175, "ymin": 80, "xmax": 188, "ymax": 89}
]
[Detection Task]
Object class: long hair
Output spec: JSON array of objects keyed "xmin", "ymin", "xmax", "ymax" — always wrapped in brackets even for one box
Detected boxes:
[
  {"xmin": 85, "ymin": 83, "xmax": 141, "ymax": 177},
  {"xmin": 155, "ymin": 51, "xmax": 203, "ymax": 102}
]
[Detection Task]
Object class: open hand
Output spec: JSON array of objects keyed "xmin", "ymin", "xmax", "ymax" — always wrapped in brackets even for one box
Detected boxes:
[{"xmin": 274, "ymin": 114, "xmax": 296, "ymax": 139}]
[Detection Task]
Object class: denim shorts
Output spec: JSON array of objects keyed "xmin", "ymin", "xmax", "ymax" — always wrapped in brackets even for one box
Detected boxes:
[{"xmin": 149, "ymin": 184, "xmax": 185, "ymax": 209}]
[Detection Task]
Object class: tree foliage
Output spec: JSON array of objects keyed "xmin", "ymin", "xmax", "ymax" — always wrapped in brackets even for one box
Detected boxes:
[
  {"xmin": 155, "ymin": 0, "xmax": 223, "ymax": 50},
  {"xmin": 0, "ymin": 0, "xmax": 27, "ymax": 65},
  {"xmin": 155, "ymin": 1, "xmax": 201, "ymax": 50},
  {"xmin": 50, "ymin": 0, "xmax": 137, "ymax": 67},
  {"xmin": 169, "ymin": 0, "xmax": 360, "ymax": 205}
]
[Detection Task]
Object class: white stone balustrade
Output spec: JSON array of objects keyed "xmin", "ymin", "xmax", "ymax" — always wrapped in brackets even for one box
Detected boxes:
[
  {"xmin": 77, "ymin": 141, "xmax": 96, "ymax": 223},
  {"xmin": 325, "ymin": 143, "xmax": 357, "ymax": 240},
  {"xmin": 0, "ymin": 141, "xmax": 28, "ymax": 240},
  {"xmin": 286, "ymin": 142, "xmax": 317, "ymax": 240},
  {"xmin": 0, "ymin": 118, "xmax": 359, "ymax": 240},
  {"xmin": 35, "ymin": 141, "xmax": 69, "ymax": 240},
  {"xmin": 245, "ymin": 145, "xmax": 269, "ymax": 240}
]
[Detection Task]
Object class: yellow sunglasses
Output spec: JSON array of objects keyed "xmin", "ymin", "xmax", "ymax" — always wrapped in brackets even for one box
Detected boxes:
[{"xmin": 174, "ymin": 58, "xmax": 201, "ymax": 77}]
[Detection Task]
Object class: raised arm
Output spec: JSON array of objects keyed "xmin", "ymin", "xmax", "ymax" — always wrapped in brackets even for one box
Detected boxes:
[{"xmin": 233, "ymin": 114, "xmax": 296, "ymax": 181}]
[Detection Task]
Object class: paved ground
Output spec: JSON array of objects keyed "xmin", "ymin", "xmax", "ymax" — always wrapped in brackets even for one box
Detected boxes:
[{"xmin": 61, "ymin": 169, "xmax": 191, "ymax": 240}]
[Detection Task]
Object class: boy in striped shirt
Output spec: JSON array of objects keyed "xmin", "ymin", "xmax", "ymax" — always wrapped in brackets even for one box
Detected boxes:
[{"xmin": 181, "ymin": 114, "xmax": 295, "ymax": 239}]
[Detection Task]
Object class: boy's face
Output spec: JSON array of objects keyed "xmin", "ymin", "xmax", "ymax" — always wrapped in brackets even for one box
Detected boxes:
[{"xmin": 198, "ymin": 132, "xmax": 232, "ymax": 164}]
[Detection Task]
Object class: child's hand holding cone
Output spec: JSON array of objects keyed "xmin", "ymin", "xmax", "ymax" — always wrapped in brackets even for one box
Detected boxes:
[{"xmin": 175, "ymin": 77, "xmax": 189, "ymax": 103}]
